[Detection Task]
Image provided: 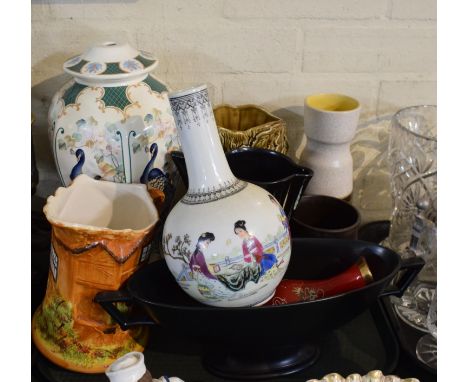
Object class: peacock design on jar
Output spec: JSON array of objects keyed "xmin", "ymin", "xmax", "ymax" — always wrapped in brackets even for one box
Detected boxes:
[
  {"xmin": 162, "ymin": 85, "xmax": 291, "ymax": 307},
  {"xmin": 48, "ymin": 42, "xmax": 180, "ymax": 204}
]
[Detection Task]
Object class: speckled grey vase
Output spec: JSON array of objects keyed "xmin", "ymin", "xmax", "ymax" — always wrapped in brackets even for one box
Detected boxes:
[{"xmin": 301, "ymin": 93, "xmax": 360, "ymax": 199}]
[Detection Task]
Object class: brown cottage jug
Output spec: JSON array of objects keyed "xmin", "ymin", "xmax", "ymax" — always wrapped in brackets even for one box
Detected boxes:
[{"xmin": 32, "ymin": 175, "xmax": 159, "ymax": 373}]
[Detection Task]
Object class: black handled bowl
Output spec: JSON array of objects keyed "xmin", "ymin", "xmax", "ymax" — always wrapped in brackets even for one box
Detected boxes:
[
  {"xmin": 170, "ymin": 147, "xmax": 313, "ymax": 219},
  {"xmin": 95, "ymin": 238, "xmax": 423, "ymax": 379},
  {"xmin": 95, "ymin": 238, "xmax": 423, "ymax": 343}
]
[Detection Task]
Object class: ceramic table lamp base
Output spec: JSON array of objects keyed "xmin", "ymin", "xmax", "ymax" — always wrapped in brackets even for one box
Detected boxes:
[
  {"xmin": 32, "ymin": 175, "xmax": 159, "ymax": 373},
  {"xmin": 300, "ymin": 93, "xmax": 360, "ymax": 199},
  {"xmin": 48, "ymin": 42, "xmax": 180, "ymax": 213}
]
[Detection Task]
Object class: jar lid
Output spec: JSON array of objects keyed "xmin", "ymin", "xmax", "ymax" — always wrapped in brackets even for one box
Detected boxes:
[{"xmin": 63, "ymin": 42, "xmax": 158, "ymax": 84}]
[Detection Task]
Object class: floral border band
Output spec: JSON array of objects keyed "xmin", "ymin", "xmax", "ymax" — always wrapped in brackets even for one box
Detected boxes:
[
  {"xmin": 181, "ymin": 179, "xmax": 248, "ymax": 205},
  {"xmin": 65, "ymin": 54, "xmax": 156, "ymax": 76},
  {"xmin": 168, "ymin": 88, "xmax": 212, "ymax": 130}
]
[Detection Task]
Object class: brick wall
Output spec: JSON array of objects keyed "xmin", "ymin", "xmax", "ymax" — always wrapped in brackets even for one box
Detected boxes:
[{"xmin": 31, "ymin": 0, "xmax": 436, "ymax": 196}]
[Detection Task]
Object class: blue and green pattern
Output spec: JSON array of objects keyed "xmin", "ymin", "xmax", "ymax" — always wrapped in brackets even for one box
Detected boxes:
[
  {"xmin": 61, "ymin": 82, "xmax": 132, "ymax": 109},
  {"xmin": 102, "ymin": 63, "xmax": 123, "ymax": 75},
  {"xmin": 65, "ymin": 54, "xmax": 156, "ymax": 76},
  {"xmin": 144, "ymin": 76, "xmax": 168, "ymax": 93},
  {"xmin": 102, "ymin": 87, "xmax": 132, "ymax": 110},
  {"xmin": 63, "ymin": 83, "xmax": 87, "ymax": 106},
  {"xmin": 66, "ymin": 60, "xmax": 87, "ymax": 73},
  {"xmin": 135, "ymin": 54, "xmax": 155, "ymax": 67},
  {"xmin": 60, "ymin": 76, "xmax": 167, "ymax": 109}
]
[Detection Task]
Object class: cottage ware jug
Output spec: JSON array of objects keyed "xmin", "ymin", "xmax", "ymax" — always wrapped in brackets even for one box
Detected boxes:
[
  {"xmin": 163, "ymin": 85, "xmax": 292, "ymax": 307},
  {"xmin": 48, "ymin": 42, "xmax": 179, "ymax": 209},
  {"xmin": 32, "ymin": 175, "xmax": 159, "ymax": 373},
  {"xmin": 301, "ymin": 94, "xmax": 360, "ymax": 199}
]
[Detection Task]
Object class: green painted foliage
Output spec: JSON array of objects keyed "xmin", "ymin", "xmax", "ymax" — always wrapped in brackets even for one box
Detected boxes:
[{"xmin": 35, "ymin": 293, "xmax": 143, "ymax": 368}]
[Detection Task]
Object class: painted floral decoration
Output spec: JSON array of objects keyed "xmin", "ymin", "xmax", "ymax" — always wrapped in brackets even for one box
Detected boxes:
[
  {"xmin": 57, "ymin": 117, "xmax": 125, "ymax": 182},
  {"xmin": 81, "ymin": 62, "xmax": 106, "ymax": 75},
  {"xmin": 120, "ymin": 59, "xmax": 144, "ymax": 73}
]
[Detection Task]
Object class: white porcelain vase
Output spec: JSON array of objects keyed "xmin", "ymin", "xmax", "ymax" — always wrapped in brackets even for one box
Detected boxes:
[
  {"xmin": 48, "ymin": 42, "xmax": 179, "ymax": 200},
  {"xmin": 163, "ymin": 85, "xmax": 291, "ymax": 307}
]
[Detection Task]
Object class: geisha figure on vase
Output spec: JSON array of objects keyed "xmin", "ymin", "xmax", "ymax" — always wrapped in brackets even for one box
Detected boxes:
[
  {"xmin": 188, "ymin": 230, "xmax": 262, "ymax": 295},
  {"xmin": 188, "ymin": 232, "xmax": 227, "ymax": 299},
  {"xmin": 234, "ymin": 220, "xmax": 277, "ymax": 276},
  {"xmin": 189, "ymin": 232, "xmax": 217, "ymax": 280}
]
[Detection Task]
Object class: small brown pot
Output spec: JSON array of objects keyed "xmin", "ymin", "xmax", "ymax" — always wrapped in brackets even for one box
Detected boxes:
[
  {"xmin": 213, "ymin": 104, "xmax": 288, "ymax": 154},
  {"xmin": 291, "ymin": 195, "xmax": 361, "ymax": 240}
]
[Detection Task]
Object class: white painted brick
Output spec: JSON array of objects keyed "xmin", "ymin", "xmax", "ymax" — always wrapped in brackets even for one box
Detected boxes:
[
  {"xmin": 32, "ymin": 21, "xmax": 133, "ymax": 65},
  {"xmin": 303, "ymin": 27, "xmax": 436, "ymax": 73},
  {"xmin": 164, "ymin": 0, "xmax": 223, "ymax": 18},
  {"xmin": 31, "ymin": 0, "xmax": 436, "ymax": 198},
  {"xmin": 31, "ymin": 19, "xmax": 160, "ymax": 69},
  {"xmin": 82, "ymin": 0, "xmax": 164, "ymax": 20},
  {"xmin": 224, "ymin": 0, "xmax": 388, "ymax": 20},
  {"xmin": 377, "ymin": 80, "xmax": 436, "ymax": 116},
  {"xmin": 32, "ymin": 1, "xmax": 84, "ymax": 21},
  {"xmin": 391, "ymin": 0, "xmax": 436, "ymax": 20},
  {"xmin": 163, "ymin": 72, "xmax": 225, "ymax": 104},
  {"xmin": 223, "ymin": 74, "xmax": 379, "ymax": 159},
  {"xmin": 163, "ymin": 27, "xmax": 298, "ymax": 73},
  {"xmin": 32, "ymin": 0, "xmax": 164, "ymax": 20},
  {"xmin": 223, "ymin": 75, "xmax": 378, "ymax": 116}
]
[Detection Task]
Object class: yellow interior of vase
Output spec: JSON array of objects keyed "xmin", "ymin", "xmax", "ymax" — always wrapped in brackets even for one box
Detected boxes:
[
  {"xmin": 214, "ymin": 105, "xmax": 280, "ymax": 132},
  {"xmin": 306, "ymin": 94, "xmax": 360, "ymax": 112}
]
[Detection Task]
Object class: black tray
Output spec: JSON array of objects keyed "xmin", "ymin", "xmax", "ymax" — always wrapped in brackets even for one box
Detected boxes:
[{"xmin": 32, "ymin": 299, "xmax": 399, "ymax": 382}]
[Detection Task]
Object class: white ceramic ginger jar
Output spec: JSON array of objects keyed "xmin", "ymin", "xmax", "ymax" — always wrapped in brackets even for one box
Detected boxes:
[
  {"xmin": 48, "ymin": 42, "xmax": 179, "ymax": 195},
  {"xmin": 163, "ymin": 85, "xmax": 291, "ymax": 308}
]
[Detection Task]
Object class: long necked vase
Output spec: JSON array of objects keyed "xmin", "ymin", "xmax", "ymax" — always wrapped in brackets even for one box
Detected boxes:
[{"xmin": 163, "ymin": 85, "xmax": 291, "ymax": 307}]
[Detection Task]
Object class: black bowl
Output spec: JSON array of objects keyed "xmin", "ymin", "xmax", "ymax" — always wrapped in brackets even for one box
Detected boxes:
[
  {"xmin": 291, "ymin": 195, "xmax": 361, "ymax": 240},
  {"xmin": 96, "ymin": 239, "xmax": 423, "ymax": 379},
  {"xmin": 170, "ymin": 148, "xmax": 313, "ymax": 219}
]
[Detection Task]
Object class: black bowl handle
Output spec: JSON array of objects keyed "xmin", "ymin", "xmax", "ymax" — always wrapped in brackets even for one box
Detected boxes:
[
  {"xmin": 379, "ymin": 256, "xmax": 426, "ymax": 298},
  {"xmin": 94, "ymin": 290, "xmax": 156, "ymax": 330}
]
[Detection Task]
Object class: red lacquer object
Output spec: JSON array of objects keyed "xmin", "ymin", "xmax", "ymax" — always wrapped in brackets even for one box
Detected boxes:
[{"xmin": 267, "ymin": 257, "xmax": 373, "ymax": 305}]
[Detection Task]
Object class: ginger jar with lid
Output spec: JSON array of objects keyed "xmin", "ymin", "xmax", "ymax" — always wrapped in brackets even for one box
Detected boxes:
[{"xmin": 48, "ymin": 42, "xmax": 179, "ymax": 207}]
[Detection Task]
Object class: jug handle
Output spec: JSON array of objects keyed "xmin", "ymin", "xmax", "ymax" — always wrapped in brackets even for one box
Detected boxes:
[
  {"xmin": 94, "ymin": 290, "xmax": 156, "ymax": 330},
  {"xmin": 284, "ymin": 168, "xmax": 313, "ymax": 220},
  {"xmin": 379, "ymin": 256, "xmax": 425, "ymax": 298}
]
